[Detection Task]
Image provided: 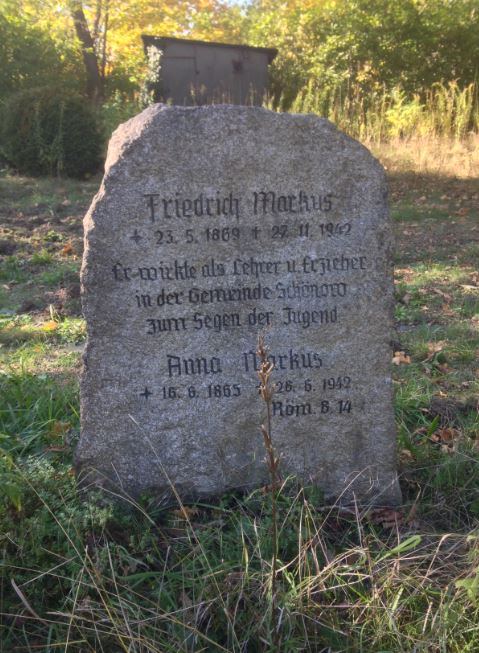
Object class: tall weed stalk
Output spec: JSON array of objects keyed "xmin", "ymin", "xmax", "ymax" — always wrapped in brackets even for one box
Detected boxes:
[
  {"xmin": 257, "ymin": 335, "xmax": 281, "ymax": 649},
  {"xmin": 288, "ymin": 80, "xmax": 479, "ymax": 142}
]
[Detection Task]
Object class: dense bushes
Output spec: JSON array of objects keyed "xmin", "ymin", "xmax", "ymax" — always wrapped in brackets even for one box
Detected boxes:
[
  {"xmin": 0, "ymin": 88, "xmax": 103, "ymax": 177},
  {"xmin": 247, "ymin": 0, "xmax": 479, "ymax": 112}
]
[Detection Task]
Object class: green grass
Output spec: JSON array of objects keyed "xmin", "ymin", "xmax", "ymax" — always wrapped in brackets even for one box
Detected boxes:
[
  {"xmin": 0, "ymin": 255, "xmax": 29, "ymax": 283},
  {"xmin": 37, "ymin": 261, "xmax": 79, "ymax": 287},
  {"xmin": 0, "ymin": 370, "xmax": 79, "ymax": 454},
  {"xmin": 0, "ymin": 316, "xmax": 86, "ymax": 351},
  {"xmin": 31, "ymin": 248, "xmax": 54, "ymax": 265},
  {"xmin": 391, "ymin": 202, "xmax": 451, "ymax": 222},
  {"xmin": 0, "ymin": 170, "xmax": 478, "ymax": 651},
  {"xmin": 0, "ymin": 175, "xmax": 98, "ymax": 212}
]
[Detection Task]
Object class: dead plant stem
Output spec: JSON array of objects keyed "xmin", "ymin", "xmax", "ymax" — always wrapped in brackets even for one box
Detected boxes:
[{"xmin": 257, "ymin": 335, "xmax": 281, "ymax": 649}]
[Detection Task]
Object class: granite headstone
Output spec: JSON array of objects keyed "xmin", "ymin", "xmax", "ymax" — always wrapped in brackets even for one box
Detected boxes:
[{"xmin": 77, "ymin": 105, "xmax": 401, "ymax": 505}]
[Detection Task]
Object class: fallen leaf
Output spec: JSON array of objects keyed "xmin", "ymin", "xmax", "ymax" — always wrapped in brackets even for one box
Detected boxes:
[
  {"xmin": 432, "ymin": 288, "xmax": 453, "ymax": 302},
  {"xmin": 171, "ymin": 506, "xmax": 200, "ymax": 520},
  {"xmin": 42, "ymin": 320, "xmax": 58, "ymax": 331},
  {"xmin": 436, "ymin": 427, "xmax": 459, "ymax": 443},
  {"xmin": 61, "ymin": 242, "xmax": 74, "ymax": 256},
  {"xmin": 430, "ymin": 427, "xmax": 460, "ymax": 452},
  {"xmin": 392, "ymin": 351, "xmax": 411, "ymax": 365},
  {"xmin": 49, "ymin": 420, "xmax": 71, "ymax": 437},
  {"xmin": 368, "ymin": 508, "xmax": 403, "ymax": 530},
  {"xmin": 400, "ymin": 448, "xmax": 414, "ymax": 462},
  {"xmin": 426, "ymin": 341, "xmax": 446, "ymax": 359},
  {"xmin": 396, "ymin": 267, "xmax": 414, "ymax": 276},
  {"xmin": 441, "ymin": 303, "xmax": 455, "ymax": 317}
]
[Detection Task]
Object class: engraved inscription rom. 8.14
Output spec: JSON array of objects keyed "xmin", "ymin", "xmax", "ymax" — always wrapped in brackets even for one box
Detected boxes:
[{"xmin": 77, "ymin": 105, "xmax": 401, "ymax": 506}]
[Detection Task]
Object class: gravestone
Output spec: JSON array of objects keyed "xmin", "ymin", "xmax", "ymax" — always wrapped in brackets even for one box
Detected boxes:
[{"xmin": 77, "ymin": 105, "xmax": 401, "ymax": 506}]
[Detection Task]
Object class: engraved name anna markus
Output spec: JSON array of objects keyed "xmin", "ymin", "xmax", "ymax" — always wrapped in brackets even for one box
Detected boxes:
[{"xmin": 165, "ymin": 348, "xmax": 323, "ymax": 378}]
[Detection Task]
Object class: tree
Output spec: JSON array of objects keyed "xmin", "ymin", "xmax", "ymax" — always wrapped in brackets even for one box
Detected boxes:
[
  {"xmin": 3, "ymin": 0, "xmax": 243, "ymax": 100},
  {"xmin": 243, "ymin": 0, "xmax": 479, "ymax": 109},
  {"xmin": 0, "ymin": 6, "xmax": 83, "ymax": 101},
  {"xmin": 70, "ymin": 0, "xmax": 104, "ymax": 102}
]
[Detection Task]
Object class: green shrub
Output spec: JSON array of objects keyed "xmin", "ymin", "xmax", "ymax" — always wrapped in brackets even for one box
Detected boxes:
[
  {"xmin": 0, "ymin": 87, "xmax": 103, "ymax": 177},
  {"xmin": 100, "ymin": 90, "xmax": 141, "ymax": 140}
]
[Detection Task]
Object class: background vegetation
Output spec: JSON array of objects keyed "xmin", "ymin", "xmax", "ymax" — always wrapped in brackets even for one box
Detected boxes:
[{"xmin": 1, "ymin": 0, "xmax": 479, "ymax": 176}]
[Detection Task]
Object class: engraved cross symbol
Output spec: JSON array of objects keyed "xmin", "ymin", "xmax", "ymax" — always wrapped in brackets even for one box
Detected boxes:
[
  {"xmin": 131, "ymin": 229, "xmax": 142, "ymax": 244},
  {"xmin": 140, "ymin": 387, "xmax": 152, "ymax": 400}
]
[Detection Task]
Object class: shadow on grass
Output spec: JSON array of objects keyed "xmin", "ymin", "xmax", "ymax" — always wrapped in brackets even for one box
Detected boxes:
[{"xmin": 389, "ymin": 171, "xmax": 479, "ymax": 265}]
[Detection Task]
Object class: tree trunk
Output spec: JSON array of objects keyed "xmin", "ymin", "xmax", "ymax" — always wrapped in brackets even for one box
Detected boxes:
[
  {"xmin": 70, "ymin": 0, "xmax": 103, "ymax": 103},
  {"xmin": 100, "ymin": 0, "xmax": 109, "ymax": 83}
]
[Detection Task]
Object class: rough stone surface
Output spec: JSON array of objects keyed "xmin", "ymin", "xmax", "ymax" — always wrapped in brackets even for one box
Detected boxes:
[{"xmin": 77, "ymin": 105, "xmax": 401, "ymax": 506}]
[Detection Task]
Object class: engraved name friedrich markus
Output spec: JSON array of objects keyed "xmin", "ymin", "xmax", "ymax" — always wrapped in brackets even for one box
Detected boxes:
[{"xmin": 144, "ymin": 190, "xmax": 333, "ymax": 221}]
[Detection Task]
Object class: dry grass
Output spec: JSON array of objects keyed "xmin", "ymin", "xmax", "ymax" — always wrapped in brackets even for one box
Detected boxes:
[
  {"xmin": 371, "ymin": 134, "xmax": 479, "ymax": 178},
  {"xmin": 287, "ymin": 80, "xmax": 479, "ymax": 179}
]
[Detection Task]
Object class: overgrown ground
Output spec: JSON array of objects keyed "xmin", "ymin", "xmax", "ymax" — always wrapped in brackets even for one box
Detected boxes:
[{"xmin": 0, "ymin": 149, "xmax": 478, "ymax": 651}]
